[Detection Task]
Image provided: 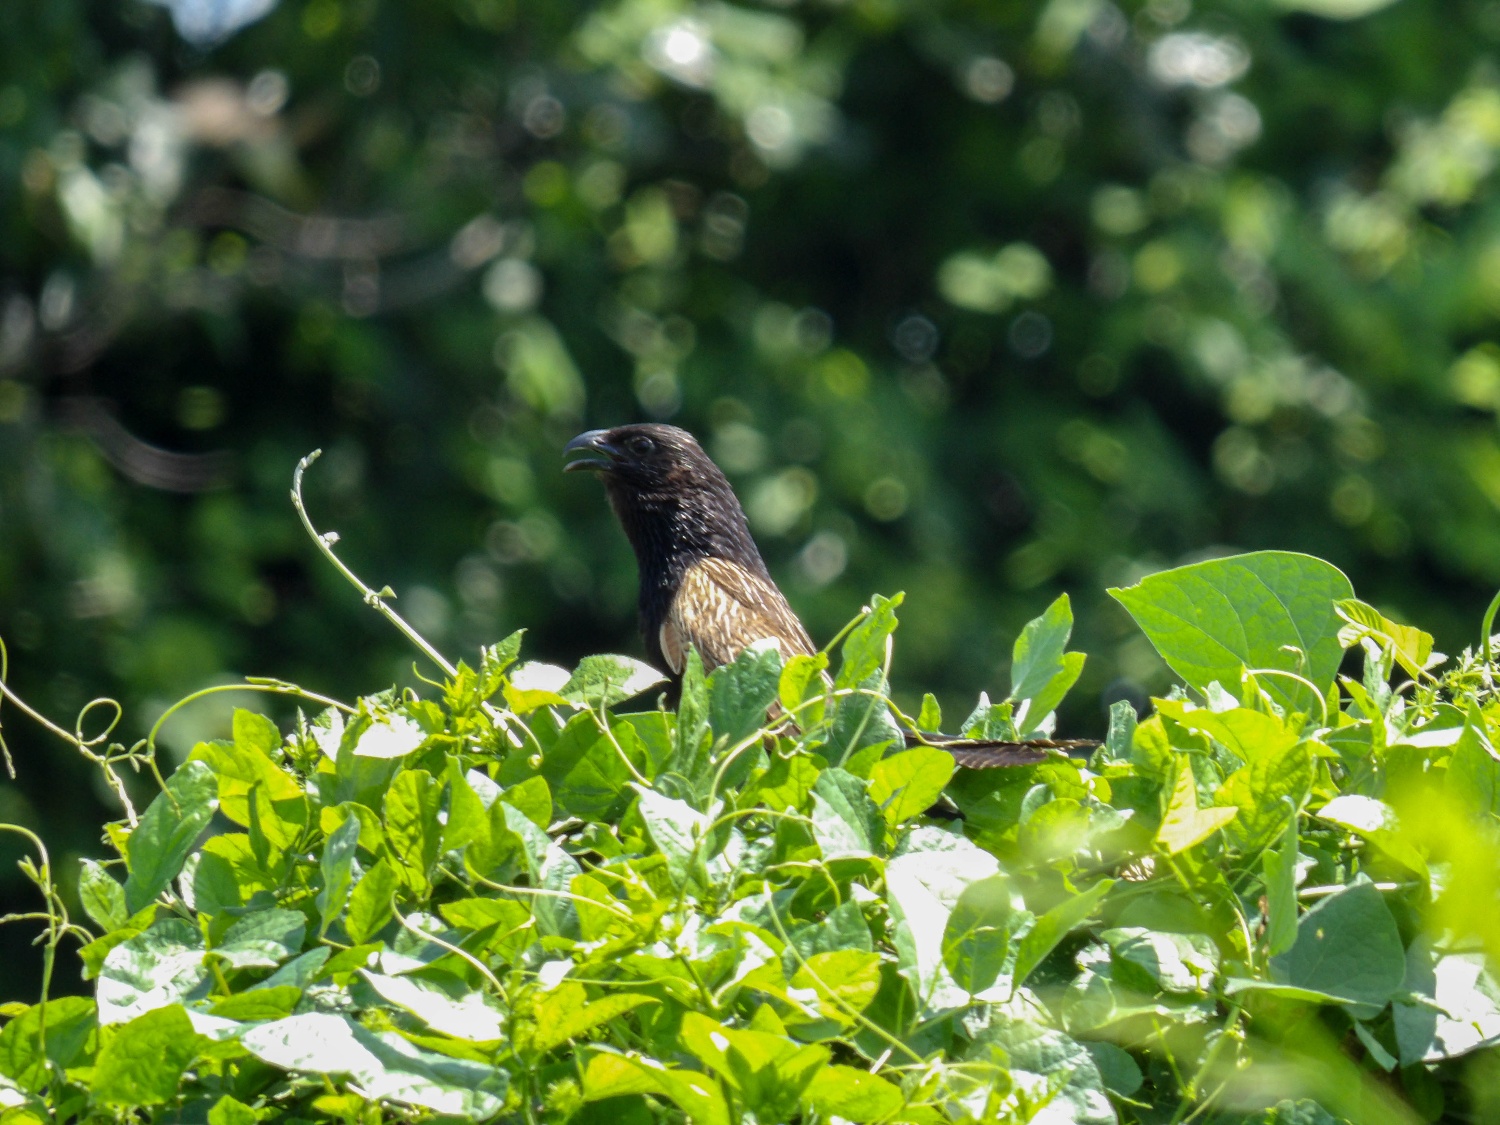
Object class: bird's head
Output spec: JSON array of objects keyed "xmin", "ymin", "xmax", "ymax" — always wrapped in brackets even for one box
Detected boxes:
[
  {"xmin": 564, "ymin": 423, "xmax": 763, "ymax": 573},
  {"xmin": 563, "ymin": 424, "xmax": 723, "ymax": 496}
]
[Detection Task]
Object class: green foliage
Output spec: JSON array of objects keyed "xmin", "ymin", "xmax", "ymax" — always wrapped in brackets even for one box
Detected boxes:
[
  {"xmin": 19, "ymin": 0, "xmax": 1500, "ymax": 973},
  {"xmin": 1, "ymin": 550, "xmax": 1499, "ymax": 1122}
]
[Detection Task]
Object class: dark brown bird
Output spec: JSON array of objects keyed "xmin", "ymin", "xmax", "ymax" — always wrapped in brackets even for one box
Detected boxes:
[{"xmin": 564, "ymin": 423, "xmax": 1094, "ymax": 768}]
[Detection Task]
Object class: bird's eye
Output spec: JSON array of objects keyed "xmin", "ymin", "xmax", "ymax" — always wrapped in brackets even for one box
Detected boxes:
[{"xmin": 626, "ymin": 436, "xmax": 655, "ymax": 456}]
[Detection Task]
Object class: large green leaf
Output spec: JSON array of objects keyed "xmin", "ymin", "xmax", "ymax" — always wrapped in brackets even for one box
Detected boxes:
[
  {"xmin": 96, "ymin": 920, "xmax": 209, "ymax": 1025},
  {"xmin": 542, "ymin": 711, "xmax": 638, "ymax": 820},
  {"xmin": 1009, "ymin": 593, "xmax": 1087, "ymax": 735},
  {"xmin": 1393, "ymin": 938, "xmax": 1500, "ymax": 1064},
  {"xmin": 123, "ymin": 761, "xmax": 220, "ymax": 914},
  {"xmin": 1013, "ymin": 878, "xmax": 1115, "ymax": 989},
  {"xmin": 970, "ymin": 1018, "xmax": 1115, "ymax": 1125},
  {"xmin": 708, "ymin": 641, "xmax": 783, "ymax": 747},
  {"xmin": 1109, "ymin": 551, "xmax": 1353, "ymax": 714},
  {"xmin": 361, "ymin": 971, "xmax": 506, "ymax": 1042},
  {"xmin": 868, "ymin": 747, "xmax": 953, "ymax": 827},
  {"xmin": 942, "ymin": 874, "xmax": 1031, "ymax": 996},
  {"xmin": 1270, "ymin": 878, "xmax": 1405, "ymax": 1009},
  {"xmin": 582, "ymin": 1052, "xmax": 730, "ymax": 1125},
  {"xmin": 809, "ymin": 769, "xmax": 882, "ymax": 860},
  {"xmin": 315, "ymin": 813, "xmax": 361, "ymax": 937},
  {"xmin": 383, "ymin": 768, "xmax": 443, "ymax": 895},
  {"xmin": 91, "ymin": 1004, "xmax": 200, "ymax": 1106},
  {"xmin": 1447, "ymin": 703, "xmax": 1500, "ymax": 816},
  {"xmin": 562, "ymin": 654, "xmax": 666, "ymax": 708},
  {"xmin": 836, "ymin": 593, "xmax": 903, "ymax": 689},
  {"xmin": 885, "ymin": 829, "xmax": 1001, "ymax": 1012},
  {"xmin": 0, "ymin": 996, "xmax": 97, "ymax": 1092},
  {"xmin": 240, "ymin": 1012, "xmax": 508, "ymax": 1117}
]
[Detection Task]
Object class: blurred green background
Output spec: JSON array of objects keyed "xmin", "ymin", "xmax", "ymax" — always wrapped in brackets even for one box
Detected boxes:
[{"xmin": 5, "ymin": 0, "xmax": 1500, "ymax": 994}]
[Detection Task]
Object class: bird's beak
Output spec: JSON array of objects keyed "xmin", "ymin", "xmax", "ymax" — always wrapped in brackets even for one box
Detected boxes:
[{"xmin": 563, "ymin": 429, "xmax": 622, "ymax": 473}]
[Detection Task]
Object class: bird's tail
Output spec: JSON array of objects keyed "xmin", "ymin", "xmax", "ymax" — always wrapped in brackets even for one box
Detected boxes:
[{"xmin": 902, "ymin": 730, "xmax": 1100, "ymax": 768}]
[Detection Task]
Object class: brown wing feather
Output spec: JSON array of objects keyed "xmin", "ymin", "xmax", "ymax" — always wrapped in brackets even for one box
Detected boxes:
[
  {"xmin": 662, "ymin": 557, "xmax": 816, "ymax": 675},
  {"xmin": 917, "ymin": 736, "xmax": 1099, "ymax": 769}
]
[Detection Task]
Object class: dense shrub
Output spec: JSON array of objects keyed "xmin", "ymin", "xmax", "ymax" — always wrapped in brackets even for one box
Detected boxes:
[{"xmin": 1, "ymin": 548, "xmax": 1498, "ymax": 1123}]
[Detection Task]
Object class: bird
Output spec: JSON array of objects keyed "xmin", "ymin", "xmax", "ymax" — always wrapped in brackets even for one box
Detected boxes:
[{"xmin": 563, "ymin": 423, "xmax": 1095, "ymax": 768}]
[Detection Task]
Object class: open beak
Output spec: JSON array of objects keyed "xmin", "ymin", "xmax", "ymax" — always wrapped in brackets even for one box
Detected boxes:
[{"xmin": 563, "ymin": 429, "xmax": 621, "ymax": 473}]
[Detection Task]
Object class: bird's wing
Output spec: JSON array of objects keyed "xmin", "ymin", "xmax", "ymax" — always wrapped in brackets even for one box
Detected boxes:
[
  {"xmin": 912, "ymin": 735, "xmax": 1099, "ymax": 768},
  {"xmin": 660, "ymin": 556, "xmax": 816, "ymax": 675}
]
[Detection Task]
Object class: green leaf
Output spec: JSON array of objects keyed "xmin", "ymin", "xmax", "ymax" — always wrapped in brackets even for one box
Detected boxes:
[
  {"xmin": 1263, "ymin": 800, "xmax": 1300, "ymax": 957},
  {"xmin": 1009, "ymin": 594, "xmax": 1087, "ymax": 735},
  {"xmin": 384, "ymin": 768, "xmax": 442, "ymax": 895},
  {"xmin": 802, "ymin": 1065, "xmax": 905, "ymax": 1121},
  {"xmin": 91, "ymin": 1004, "xmax": 199, "ymax": 1106},
  {"xmin": 352, "ymin": 711, "xmax": 429, "ymax": 759},
  {"xmin": 542, "ymin": 712, "xmax": 638, "ymax": 820},
  {"xmin": 677, "ymin": 1011, "xmax": 828, "ymax": 1122},
  {"xmin": 239, "ymin": 1012, "xmax": 508, "ymax": 1117},
  {"xmin": 742, "ymin": 752, "xmax": 820, "ymax": 812},
  {"xmin": 562, "ymin": 654, "xmax": 666, "ymax": 708},
  {"xmin": 789, "ymin": 950, "xmax": 882, "ymax": 1026},
  {"xmin": 477, "ymin": 630, "xmax": 524, "ymax": 697},
  {"xmin": 827, "ymin": 669, "xmax": 901, "ymax": 765},
  {"xmin": 1393, "ymin": 937, "xmax": 1500, "ymax": 1064},
  {"xmin": 1156, "ymin": 755, "xmax": 1238, "ymax": 855},
  {"xmin": 633, "ymin": 786, "xmax": 711, "ymax": 888},
  {"xmin": 1012, "ymin": 878, "xmax": 1115, "ymax": 988},
  {"xmin": 0, "ymin": 996, "xmax": 96, "ymax": 1092},
  {"xmin": 187, "ymin": 711, "xmax": 306, "ymax": 847},
  {"xmin": 916, "ymin": 692, "xmax": 942, "ymax": 732},
  {"xmin": 442, "ymin": 762, "xmax": 489, "ymax": 853},
  {"xmin": 836, "ymin": 592, "xmax": 903, "ymax": 689},
  {"xmin": 670, "ymin": 648, "xmax": 712, "ymax": 787},
  {"xmin": 1102, "ymin": 927, "xmax": 1219, "ymax": 993},
  {"xmin": 942, "ymin": 874, "xmax": 1031, "ymax": 996},
  {"xmin": 209, "ymin": 984, "xmax": 302, "ymax": 1021},
  {"xmin": 809, "ymin": 769, "xmax": 882, "ymax": 860},
  {"xmin": 1103, "ymin": 700, "xmax": 1137, "ymax": 761},
  {"xmin": 1447, "ymin": 702, "xmax": 1500, "ymax": 816},
  {"xmin": 868, "ymin": 747, "xmax": 954, "ymax": 826},
  {"xmin": 1085, "ymin": 1041, "xmax": 1143, "ymax": 1098},
  {"xmin": 1010, "ymin": 594, "xmax": 1072, "ymax": 700},
  {"xmin": 344, "ymin": 858, "xmax": 399, "ymax": 945},
  {"xmin": 97, "ymin": 920, "xmax": 208, "ymax": 1025},
  {"xmin": 502, "ymin": 804, "xmax": 581, "ymax": 937},
  {"xmin": 503, "ymin": 661, "xmax": 573, "ymax": 713},
  {"xmin": 123, "ymin": 760, "xmax": 220, "ymax": 914},
  {"xmin": 581, "ymin": 1052, "xmax": 730, "ymax": 1125},
  {"xmin": 207, "ymin": 1095, "xmax": 259, "ymax": 1125},
  {"xmin": 1270, "ymin": 877, "xmax": 1405, "ymax": 1009},
  {"xmin": 1316, "ymin": 794, "xmax": 1429, "ymax": 879},
  {"xmin": 79, "ymin": 859, "xmax": 128, "ymax": 932},
  {"xmin": 361, "ymin": 971, "xmax": 506, "ymax": 1041},
  {"xmin": 779, "ymin": 652, "xmax": 829, "ymax": 725},
  {"xmin": 961, "ymin": 695, "xmax": 1018, "ymax": 741},
  {"xmin": 1108, "ymin": 550, "xmax": 1353, "ymax": 714},
  {"xmin": 971, "ymin": 1018, "xmax": 1115, "ymax": 1125},
  {"xmin": 1334, "ymin": 598, "xmax": 1438, "ymax": 681},
  {"xmin": 501, "ymin": 774, "xmax": 554, "ymax": 829},
  {"xmin": 1212, "ymin": 734, "xmax": 1312, "ymax": 851},
  {"xmin": 1153, "ymin": 698, "xmax": 1301, "ymax": 763},
  {"xmin": 886, "ymin": 830, "xmax": 1001, "ymax": 1012},
  {"xmin": 315, "ymin": 814, "xmax": 361, "ymax": 937},
  {"xmin": 531, "ymin": 987, "xmax": 658, "ymax": 1055},
  {"xmin": 709, "ymin": 640, "xmax": 782, "ymax": 746},
  {"xmin": 214, "ymin": 909, "xmax": 306, "ymax": 970}
]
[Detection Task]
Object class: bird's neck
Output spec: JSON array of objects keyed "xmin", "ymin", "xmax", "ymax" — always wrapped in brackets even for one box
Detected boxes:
[{"xmin": 606, "ymin": 480, "xmax": 770, "ymax": 597}]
